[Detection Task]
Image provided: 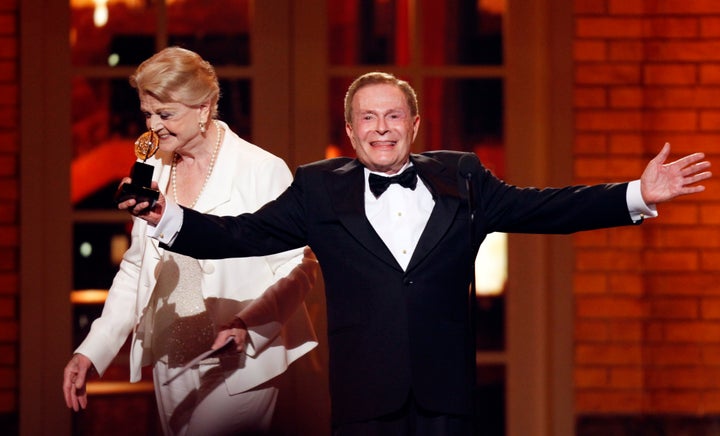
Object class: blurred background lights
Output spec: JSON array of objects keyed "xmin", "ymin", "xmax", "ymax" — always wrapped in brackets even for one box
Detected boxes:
[
  {"xmin": 79, "ymin": 241, "xmax": 93, "ymax": 258},
  {"xmin": 107, "ymin": 53, "xmax": 120, "ymax": 67},
  {"xmin": 475, "ymin": 232, "xmax": 507, "ymax": 296},
  {"xmin": 110, "ymin": 234, "xmax": 128, "ymax": 265},
  {"xmin": 93, "ymin": 0, "xmax": 108, "ymax": 27}
]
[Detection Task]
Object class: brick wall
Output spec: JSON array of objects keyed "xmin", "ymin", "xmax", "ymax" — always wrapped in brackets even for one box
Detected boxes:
[
  {"xmin": 574, "ymin": 0, "xmax": 720, "ymax": 418},
  {"xmin": 0, "ymin": 0, "xmax": 17, "ymax": 429}
]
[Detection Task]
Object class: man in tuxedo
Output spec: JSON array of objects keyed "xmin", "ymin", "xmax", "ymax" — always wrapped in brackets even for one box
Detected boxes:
[{"xmin": 122, "ymin": 72, "xmax": 711, "ymax": 435}]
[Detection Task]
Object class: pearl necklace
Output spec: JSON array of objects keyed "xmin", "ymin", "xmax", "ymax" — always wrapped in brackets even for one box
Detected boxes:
[{"xmin": 171, "ymin": 119, "xmax": 223, "ymax": 209}]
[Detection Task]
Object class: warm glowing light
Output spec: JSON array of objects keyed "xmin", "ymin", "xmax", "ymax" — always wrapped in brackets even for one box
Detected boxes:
[
  {"xmin": 93, "ymin": 0, "xmax": 108, "ymax": 27},
  {"xmin": 71, "ymin": 0, "xmax": 177, "ymax": 7},
  {"xmin": 325, "ymin": 144, "xmax": 342, "ymax": 159},
  {"xmin": 474, "ymin": 232, "xmax": 507, "ymax": 296},
  {"xmin": 480, "ymin": 0, "xmax": 505, "ymax": 14},
  {"xmin": 70, "ymin": 290, "xmax": 109, "ymax": 304},
  {"xmin": 110, "ymin": 234, "xmax": 128, "ymax": 265},
  {"xmin": 87, "ymin": 381, "xmax": 155, "ymax": 394}
]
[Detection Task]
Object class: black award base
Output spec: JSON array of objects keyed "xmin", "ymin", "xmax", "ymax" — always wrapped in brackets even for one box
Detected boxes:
[{"xmin": 114, "ymin": 161, "xmax": 159, "ymax": 208}]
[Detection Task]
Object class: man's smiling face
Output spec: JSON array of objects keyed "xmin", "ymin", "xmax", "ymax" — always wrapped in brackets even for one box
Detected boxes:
[{"xmin": 345, "ymin": 83, "xmax": 420, "ymax": 175}]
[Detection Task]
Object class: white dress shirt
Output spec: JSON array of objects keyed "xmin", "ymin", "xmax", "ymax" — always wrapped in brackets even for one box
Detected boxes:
[{"xmin": 364, "ymin": 164, "xmax": 435, "ymax": 270}]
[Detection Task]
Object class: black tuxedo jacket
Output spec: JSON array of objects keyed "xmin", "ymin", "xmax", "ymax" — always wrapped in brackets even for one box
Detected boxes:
[{"xmin": 167, "ymin": 151, "xmax": 637, "ymax": 425}]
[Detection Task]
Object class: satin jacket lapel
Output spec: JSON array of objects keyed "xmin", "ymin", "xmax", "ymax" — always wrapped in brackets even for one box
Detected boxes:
[
  {"xmin": 327, "ymin": 160, "xmax": 403, "ymax": 271},
  {"xmin": 406, "ymin": 154, "xmax": 462, "ymax": 272}
]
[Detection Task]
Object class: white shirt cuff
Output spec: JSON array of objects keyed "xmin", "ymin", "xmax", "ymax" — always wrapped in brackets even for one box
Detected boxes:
[
  {"xmin": 145, "ymin": 199, "xmax": 184, "ymax": 246},
  {"xmin": 627, "ymin": 179, "xmax": 658, "ymax": 222}
]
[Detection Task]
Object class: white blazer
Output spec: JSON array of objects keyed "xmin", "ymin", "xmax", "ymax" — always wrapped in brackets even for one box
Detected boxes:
[{"xmin": 75, "ymin": 121, "xmax": 318, "ymax": 394}]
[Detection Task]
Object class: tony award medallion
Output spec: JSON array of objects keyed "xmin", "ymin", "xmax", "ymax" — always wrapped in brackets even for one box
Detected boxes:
[{"xmin": 114, "ymin": 130, "xmax": 161, "ymax": 207}]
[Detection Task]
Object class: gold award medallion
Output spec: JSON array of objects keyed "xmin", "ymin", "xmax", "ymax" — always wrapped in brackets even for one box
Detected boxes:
[{"xmin": 134, "ymin": 130, "xmax": 160, "ymax": 161}]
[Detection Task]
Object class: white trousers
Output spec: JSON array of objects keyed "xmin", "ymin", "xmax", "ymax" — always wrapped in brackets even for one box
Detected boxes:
[{"xmin": 153, "ymin": 360, "xmax": 279, "ymax": 436}]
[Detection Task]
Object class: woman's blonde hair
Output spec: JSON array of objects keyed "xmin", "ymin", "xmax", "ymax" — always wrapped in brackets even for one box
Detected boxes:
[{"xmin": 130, "ymin": 46, "xmax": 220, "ymax": 118}]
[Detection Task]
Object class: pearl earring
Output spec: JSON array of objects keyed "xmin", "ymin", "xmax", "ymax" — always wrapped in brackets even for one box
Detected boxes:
[{"xmin": 199, "ymin": 121, "xmax": 206, "ymax": 134}]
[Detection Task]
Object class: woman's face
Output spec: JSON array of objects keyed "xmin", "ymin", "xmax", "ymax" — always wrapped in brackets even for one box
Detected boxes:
[{"xmin": 139, "ymin": 93, "xmax": 209, "ymax": 155}]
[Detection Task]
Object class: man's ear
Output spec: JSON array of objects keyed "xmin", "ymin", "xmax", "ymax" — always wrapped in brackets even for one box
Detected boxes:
[{"xmin": 345, "ymin": 122, "xmax": 357, "ymax": 150}]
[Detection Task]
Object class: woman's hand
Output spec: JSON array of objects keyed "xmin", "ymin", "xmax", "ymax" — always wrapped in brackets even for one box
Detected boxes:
[
  {"xmin": 62, "ymin": 353, "xmax": 94, "ymax": 412},
  {"xmin": 213, "ymin": 317, "xmax": 248, "ymax": 353}
]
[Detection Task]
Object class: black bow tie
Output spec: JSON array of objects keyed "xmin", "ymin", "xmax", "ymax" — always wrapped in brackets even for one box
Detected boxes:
[{"xmin": 368, "ymin": 166, "xmax": 418, "ymax": 198}]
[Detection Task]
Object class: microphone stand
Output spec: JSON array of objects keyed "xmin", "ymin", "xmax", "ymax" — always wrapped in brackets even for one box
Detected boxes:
[{"xmin": 458, "ymin": 154, "xmax": 479, "ymax": 432}]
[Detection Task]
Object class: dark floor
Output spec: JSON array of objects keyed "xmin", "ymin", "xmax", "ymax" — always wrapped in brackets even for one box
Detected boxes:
[{"xmin": 577, "ymin": 415, "xmax": 720, "ymax": 436}]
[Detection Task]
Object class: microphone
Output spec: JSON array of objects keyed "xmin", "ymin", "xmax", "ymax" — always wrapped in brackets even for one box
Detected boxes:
[
  {"xmin": 458, "ymin": 152, "xmax": 479, "ymax": 429},
  {"xmin": 458, "ymin": 153, "xmax": 479, "ymax": 223},
  {"xmin": 458, "ymin": 153, "xmax": 479, "ymax": 181}
]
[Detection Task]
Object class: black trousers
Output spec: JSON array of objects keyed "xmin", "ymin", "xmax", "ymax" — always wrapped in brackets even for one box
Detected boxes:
[{"xmin": 332, "ymin": 393, "xmax": 473, "ymax": 436}]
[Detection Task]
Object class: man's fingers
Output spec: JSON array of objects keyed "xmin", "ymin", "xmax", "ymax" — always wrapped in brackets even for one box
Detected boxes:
[
  {"xmin": 686, "ymin": 159, "xmax": 711, "ymax": 172},
  {"xmin": 670, "ymin": 152, "xmax": 706, "ymax": 171},
  {"xmin": 680, "ymin": 161, "xmax": 711, "ymax": 178},
  {"xmin": 652, "ymin": 142, "xmax": 671, "ymax": 164}
]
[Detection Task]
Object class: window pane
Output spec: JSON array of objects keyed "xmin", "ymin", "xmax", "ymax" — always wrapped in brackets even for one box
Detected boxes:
[
  {"xmin": 422, "ymin": 78, "xmax": 504, "ymax": 160},
  {"xmin": 421, "ymin": 0, "xmax": 504, "ymax": 66},
  {"xmin": 107, "ymin": 35, "xmax": 155, "ymax": 67},
  {"xmin": 73, "ymin": 222, "xmax": 129, "ymax": 290},
  {"xmin": 71, "ymin": 0, "xmax": 158, "ymax": 67},
  {"xmin": 167, "ymin": 0, "xmax": 251, "ymax": 66},
  {"xmin": 218, "ymin": 79, "xmax": 252, "ymax": 140},
  {"xmin": 328, "ymin": 0, "xmax": 410, "ymax": 66}
]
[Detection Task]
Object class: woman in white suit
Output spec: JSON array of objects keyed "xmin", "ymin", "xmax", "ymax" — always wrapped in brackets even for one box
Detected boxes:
[{"xmin": 62, "ymin": 47, "xmax": 318, "ymax": 435}]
